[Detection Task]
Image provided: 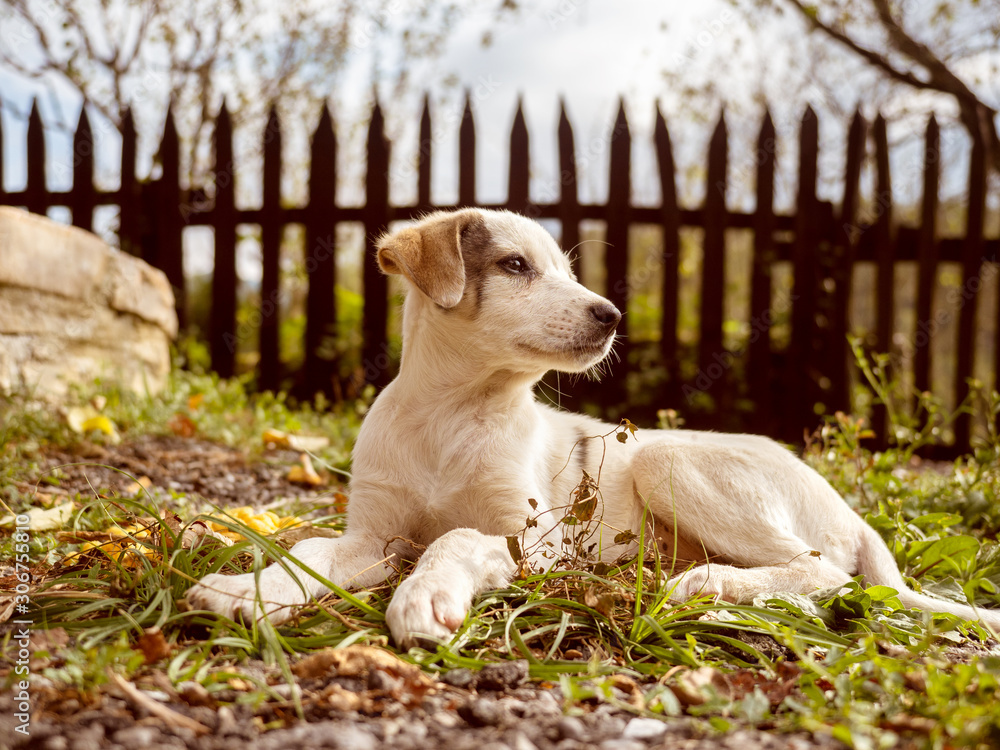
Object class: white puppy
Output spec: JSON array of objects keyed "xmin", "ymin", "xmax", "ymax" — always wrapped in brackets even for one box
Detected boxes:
[{"xmin": 187, "ymin": 208, "xmax": 1000, "ymax": 643}]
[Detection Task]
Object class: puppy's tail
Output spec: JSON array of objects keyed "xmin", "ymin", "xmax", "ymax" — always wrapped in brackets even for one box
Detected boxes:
[{"xmin": 855, "ymin": 523, "xmax": 1000, "ymax": 632}]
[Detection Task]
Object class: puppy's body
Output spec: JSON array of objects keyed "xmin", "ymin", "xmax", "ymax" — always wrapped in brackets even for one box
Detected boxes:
[{"xmin": 188, "ymin": 209, "xmax": 1000, "ymax": 643}]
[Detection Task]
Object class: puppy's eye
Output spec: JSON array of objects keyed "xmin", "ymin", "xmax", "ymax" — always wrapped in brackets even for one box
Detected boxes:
[{"xmin": 499, "ymin": 256, "xmax": 529, "ymax": 274}]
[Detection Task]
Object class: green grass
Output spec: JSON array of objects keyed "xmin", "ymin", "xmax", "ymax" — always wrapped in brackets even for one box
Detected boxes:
[{"xmin": 3, "ymin": 350, "xmax": 1000, "ymax": 749}]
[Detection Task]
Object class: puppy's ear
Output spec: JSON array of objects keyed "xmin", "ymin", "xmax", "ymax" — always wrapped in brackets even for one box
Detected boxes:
[{"xmin": 376, "ymin": 210, "xmax": 479, "ymax": 308}]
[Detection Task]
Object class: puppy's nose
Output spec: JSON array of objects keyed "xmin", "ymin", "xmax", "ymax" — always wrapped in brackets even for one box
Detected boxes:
[{"xmin": 589, "ymin": 302, "xmax": 622, "ymax": 332}]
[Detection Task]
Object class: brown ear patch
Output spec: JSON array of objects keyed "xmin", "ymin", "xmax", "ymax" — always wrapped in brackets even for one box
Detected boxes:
[{"xmin": 376, "ymin": 210, "xmax": 483, "ymax": 308}]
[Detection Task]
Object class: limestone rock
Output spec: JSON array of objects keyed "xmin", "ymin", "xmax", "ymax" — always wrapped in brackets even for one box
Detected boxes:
[{"xmin": 0, "ymin": 206, "xmax": 177, "ymax": 398}]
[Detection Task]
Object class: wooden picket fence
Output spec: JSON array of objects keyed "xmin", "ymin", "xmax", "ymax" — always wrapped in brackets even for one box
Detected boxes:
[{"xmin": 1, "ymin": 94, "xmax": 997, "ymax": 455}]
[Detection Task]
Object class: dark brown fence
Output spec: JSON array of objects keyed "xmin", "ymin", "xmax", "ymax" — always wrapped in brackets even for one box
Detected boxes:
[{"xmin": 1, "ymin": 94, "xmax": 998, "ymax": 455}]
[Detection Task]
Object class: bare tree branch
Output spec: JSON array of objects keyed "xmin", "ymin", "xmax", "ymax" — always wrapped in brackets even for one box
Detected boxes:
[{"xmin": 784, "ymin": 0, "xmax": 999, "ymax": 173}]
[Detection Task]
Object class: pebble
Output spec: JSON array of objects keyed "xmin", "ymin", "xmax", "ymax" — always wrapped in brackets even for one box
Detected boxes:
[
  {"xmin": 432, "ymin": 710, "xmax": 461, "ymax": 728},
  {"xmin": 442, "ymin": 668, "xmax": 476, "ymax": 688},
  {"xmin": 404, "ymin": 721, "xmax": 429, "ymax": 739},
  {"xmin": 111, "ymin": 726, "xmax": 160, "ymax": 747},
  {"xmin": 476, "ymin": 660, "xmax": 530, "ymax": 691},
  {"xmin": 258, "ymin": 722, "xmax": 376, "ymax": 750},
  {"xmin": 622, "ymin": 716, "xmax": 669, "ymax": 740},
  {"xmin": 598, "ymin": 716, "xmax": 627, "ymax": 736},
  {"xmin": 536, "ymin": 690, "xmax": 561, "ymax": 711},
  {"xmin": 459, "ymin": 697, "xmax": 505, "ymax": 727},
  {"xmin": 368, "ymin": 669, "xmax": 402, "ymax": 693},
  {"xmin": 507, "ymin": 732, "xmax": 540, "ymax": 750},
  {"xmin": 556, "ymin": 716, "xmax": 587, "ymax": 741},
  {"xmin": 269, "ymin": 682, "xmax": 302, "ymax": 700},
  {"xmin": 70, "ymin": 724, "xmax": 105, "ymax": 750},
  {"xmin": 216, "ymin": 705, "xmax": 239, "ymax": 734},
  {"xmin": 599, "ymin": 741, "xmax": 644, "ymax": 750},
  {"xmin": 332, "ymin": 725, "xmax": 378, "ymax": 750}
]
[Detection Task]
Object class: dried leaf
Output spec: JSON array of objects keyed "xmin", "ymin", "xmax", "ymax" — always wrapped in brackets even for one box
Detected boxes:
[
  {"xmin": 135, "ymin": 627, "xmax": 172, "ymax": 665},
  {"xmin": 609, "ymin": 674, "xmax": 644, "ymax": 710},
  {"xmin": 570, "ymin": 471, "xmax": 600, "ymax": 522},
  {"xmin": 594, "ymin": 593, "xmax": 616, "ymax": 618},
  {"xmin": 323, "ymin": 683, "xmax": 364, "ymax": 711},
  {"xmin": 263, "ymin": 429, "xmax": 330, "ymax": 452},
  {"xmin": 168, "ymin": 413, "xmax": 197, "ymax": 438},
  {"xmin": 287, "ymin": 453, "xmax": 324, "ymax": 486},
  {"xmin": 670, "ymin": 666, "xmax": 732, "ymax": 706},
  {"xmin": 506, "ymin": 535, "xmax": 522, "ymax": 564},
  {"xmin": 262, "ymin": 428, "xmax": 290, "ymax": 448},
  {"xmin": 582, "ymin": 586, "xmax": 616, "ymax": 618},
  {"xmin": 187, "ymin": 394, "xmax": 204, "ymax": 410},
  {"xmin": 292, "ymin": 646, "xmax": 431, "ymax": 693},
  {"xmin": 65, "ymin": 406, "xmax": 91, "ymax": 433},
  {"xmin": 181, "ymin": 520, "xmax": 235, "ymax": 549},
  {"xmin": 1, "ymin": 502, "xmax": 75, "ymax": 531},
  {"xmin": 0, "ymin": 596, "xmax": 15, "ymax": 622},
  {"xmin": 614, "ymin": 529, "xmax": 638, "ymax": 545},
  {"xmin": 124, "ymin": 476, "xmax": 153, "ymax": 495},
  {"xmin": 66, "ymin": 406, "xmax": 121, "ymax": 443},
  {"xmin": 84, "ymin": 415, "xmax": 118, "ymax": 438}
]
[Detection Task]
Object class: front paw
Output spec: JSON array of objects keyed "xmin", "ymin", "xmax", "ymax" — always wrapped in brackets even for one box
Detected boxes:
[
  {"xmin": 186, "ymin": 570, "xmax": 305, "ymax": 625},
  {"xmin": 665, "ymin": 566, "xmax": 734, "ymax": 604},
  {"xmin": 385, "ymin": 573, "xmax": 471, "ymax": 648}
]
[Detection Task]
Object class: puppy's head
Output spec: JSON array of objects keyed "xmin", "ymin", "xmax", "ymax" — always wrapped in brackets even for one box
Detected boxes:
[{"xmin": 377, "ymin": 208, "xmax": 620, "ymax": 374}]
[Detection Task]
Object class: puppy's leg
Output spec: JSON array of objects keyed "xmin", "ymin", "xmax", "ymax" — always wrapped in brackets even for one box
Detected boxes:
[
  {"xmin": 666, "ymin": 556, "xmax": 852, "ymax": 604},
  {"xmin": 187, "ymin": 532, "xmax": 393, "ymax": 624},
  {"xmin": 385, "ymin": 528, "xmax": 515, "ymax": 648},
  {"xmin": 631, "ymin": 439, "xmax": 858, "ymax": 604}
]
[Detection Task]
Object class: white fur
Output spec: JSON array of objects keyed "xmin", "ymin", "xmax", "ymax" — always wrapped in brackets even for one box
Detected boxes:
[{"xmin": 187, "ymin": 209, "xmax": 1000, "ymax": 645}]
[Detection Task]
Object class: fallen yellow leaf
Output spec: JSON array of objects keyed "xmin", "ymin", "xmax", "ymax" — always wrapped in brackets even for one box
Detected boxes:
[
  {"xmin": 287, "ymin": 454, "xmax": 324, "ymax": 486},
  {"xmin": 0, "ymin": 502, "xmax": 76, "ymax": 531},
  {"xmin": 66, "ymin": 407, "xmax": 121, "ymax": 444},
  {"xmin": 124, "ymin": 476, "xmax": 153, "ymax": 495},
  {"xmin": 264, "ymin": 429, "xmax": 330, "ymax": 453}
]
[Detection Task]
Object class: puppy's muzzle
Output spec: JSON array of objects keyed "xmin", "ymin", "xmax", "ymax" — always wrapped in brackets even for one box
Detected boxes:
[{"xmin": 589, "ymin": 302, "xmax": 622, "ymax": 336}]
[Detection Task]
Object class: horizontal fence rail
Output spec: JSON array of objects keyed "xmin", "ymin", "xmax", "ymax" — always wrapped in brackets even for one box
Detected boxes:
[{"xmin": 1, "ymin": 94, "xmax": 997, "ymax": 456}]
